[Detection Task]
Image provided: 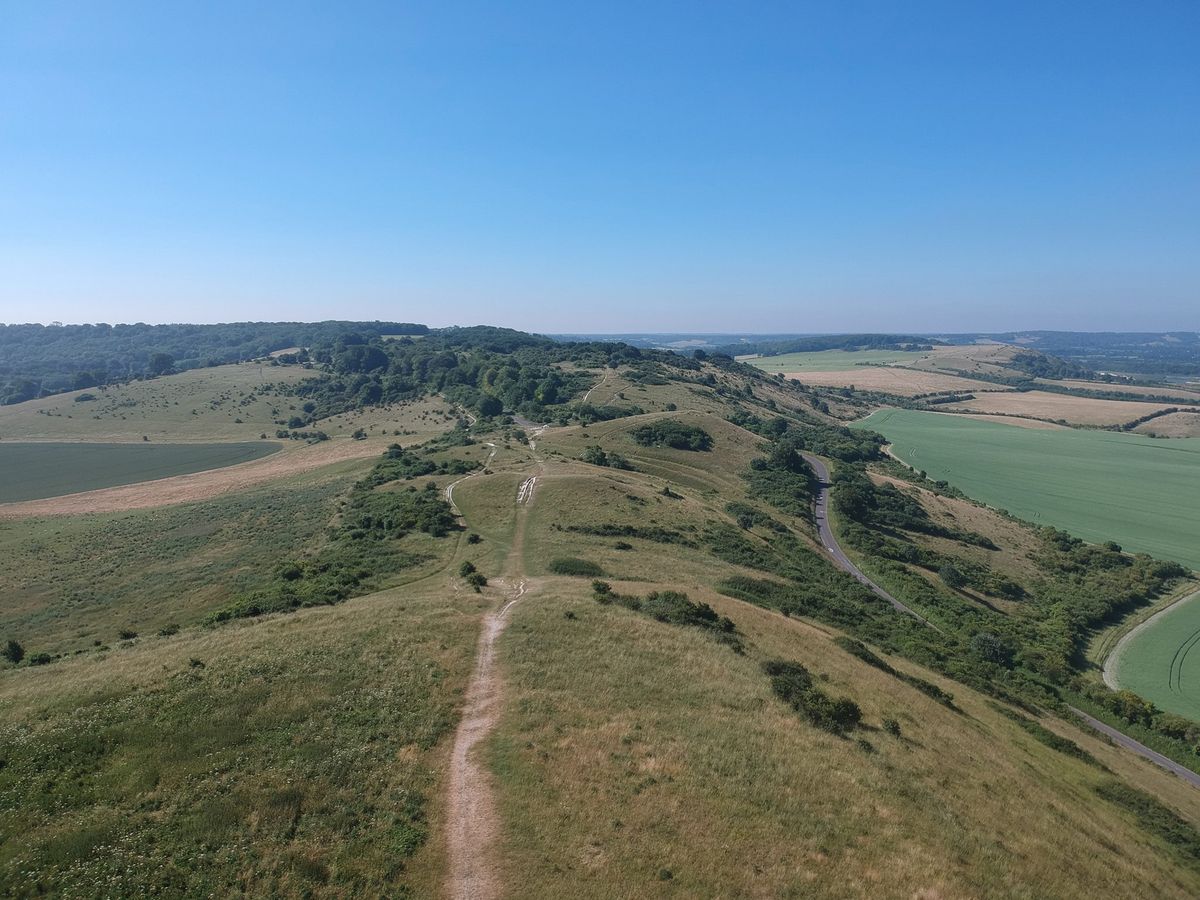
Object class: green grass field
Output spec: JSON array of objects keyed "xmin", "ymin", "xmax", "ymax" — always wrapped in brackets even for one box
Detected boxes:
[
  {"xmin": 1111, "ymin": 591, "xmax": 1200, "ymax": 721},
  {"xmin": 857, "ymin": 409, "xmax": 1200, "ymax": 719},
  {"xmin": 746, "ymin": 349, "xmax": 928, "ymax": 372},
  {"xmin": 0, "ymin": 441, "xmax": 280, "ymax": 502},
  {"xmin": 856, "ymin": 409, "xmax": 1200, "ymax": 571}
]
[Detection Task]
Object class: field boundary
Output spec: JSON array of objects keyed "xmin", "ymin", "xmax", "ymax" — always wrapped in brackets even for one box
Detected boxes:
[{"xmin": 1104, "ymin": 589, "xmax": 1200, "ymax": 691}]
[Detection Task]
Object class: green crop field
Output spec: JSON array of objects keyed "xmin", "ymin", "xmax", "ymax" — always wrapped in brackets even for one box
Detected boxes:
[
  {"xmin": 857, "ymin": 409, "xmax": 1200, "ymax": 717},
  {"xmin": 855, "ymin": 409, "xmax": 1200, "ymax": 571},
  {"xmin": 746, "ymin": 349, "xmax": 928, "ymax": 372},
  {"xmin": 0, "ymin": 441, "xmax": 280, "ymax": 502},
  {"xmin": 1110, "ymin": 591, "xmax": 1200, "ymax": 721}
]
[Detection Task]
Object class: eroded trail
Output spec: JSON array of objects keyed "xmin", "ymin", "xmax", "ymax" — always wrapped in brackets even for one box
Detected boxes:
[
  {"xmin": 444, "ymin": 577, "xmax": 528, "ymax": 900},
  {"xmin": 444, "ymin": 452, "xmax": 542, "ymax": 899}
]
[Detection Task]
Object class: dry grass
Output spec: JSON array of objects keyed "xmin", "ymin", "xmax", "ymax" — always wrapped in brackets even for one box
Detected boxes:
[
  {"xmin": 944, "ymin": 390, "xmax": 1199, "ymax": 426},
  {"xmin": 1050, "ymin": 379, "xmax": 1200, "ymax": 401},
  {"xmin": 489, "ymin": 579, "xmax": 1200, "ymax": 898},
  {"xmin": 868, "ymin": 471, "xmax": 1042, "ymax": 586},
  {"xmin": 913, "ymin": 343, "xmax": 1024, "ymax": 376},
  {"xmin": 784, "ymin": 368, "xmax": 1010, "ymax": 396},
  {"xmin": 1134, "ymin": 411, "xmax": 1200, "ymax": 438},
  {"xmin": 0, "ymin": 363, "xmax": 319, "ymax": 442}
]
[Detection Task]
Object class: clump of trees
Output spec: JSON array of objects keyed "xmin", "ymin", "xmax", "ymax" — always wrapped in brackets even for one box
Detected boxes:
[
  {"xmin": 579, "ymin": 445, "xmax": 634, "ymax": 470},
  {"xmin": 206, "ymin": 443, "xmax": 460, "ymax": 623},
  {"xmin": 629, "ymin": 421, "xmax": 713, "ymax": 451},
  {"xmin": 548, "ymin": 558, "xmax": 605, "ymax": 577}
]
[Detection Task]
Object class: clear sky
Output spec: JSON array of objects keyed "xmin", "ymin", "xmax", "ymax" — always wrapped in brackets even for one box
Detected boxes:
[{"xmin": 1, "ymin": 1, "xmax": 1197, "ymax": 332}]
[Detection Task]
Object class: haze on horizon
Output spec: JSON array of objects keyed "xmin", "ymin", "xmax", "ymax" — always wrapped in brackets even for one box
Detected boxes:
[{"xmin": 1, "ymin": 1, "xmax": 1197, "ymax": 334}]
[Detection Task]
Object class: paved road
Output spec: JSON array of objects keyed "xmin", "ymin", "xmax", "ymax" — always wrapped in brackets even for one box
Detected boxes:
[
  {"xmin": 1068, "ymin": 706, "xmax": 1200, "ymax": 788},
  {"xmin": 802, "ymin": 452, "xmax": 1199, "ymax": 787},
  {"xmin": 801, "ymin": 452, "xmax": 931, "ymax": 624}
]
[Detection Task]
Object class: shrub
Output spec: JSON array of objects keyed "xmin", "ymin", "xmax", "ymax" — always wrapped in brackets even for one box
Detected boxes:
[
  {"xmin": 459, "ymin": 561, "xmax": 477, "ymax": 577},
  {"xmin": 548, "ymin": 557, "xmax": 605, "ymax": 577},
  {"xmin": 832, "ymin": 637, "xmax": 956, "ymax": 708},
  {"xmin": 29, "ymin": 653, "xmax": 52, "ymax": 666},
  {"xmin": 630, "ymin": 421, "xmax": 713, "ymax": 451},
  {"xmin": 883, "ymin": 717, "xmax": 902, "ymax": 737},
  {"xmin": 465, "ymin": 572, "xmax": 487, "ymax": 592},
  {"xmin": 2, "ymin": 639, "xmax": 24, "ymax": 664},
  {"xmin": 762, "ymin": 659, "xmax": 862, "ymax": 734},
  {"xmin": 467, "ymin": 533, "xmax": 482, "ymax": 544},
  {"xmin": 1095, "ymin": 780, "xmax": 1200, "ymax": 861},
  {"xmin": 991, "ymin": 704, "xmax": 1102, "ymax": 766},
  {"xmin": 118, "ymin": 629, "xmax": 138, "ymax": 640}
]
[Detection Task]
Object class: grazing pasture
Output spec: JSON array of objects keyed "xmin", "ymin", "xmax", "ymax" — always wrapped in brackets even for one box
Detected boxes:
[
  {"xmin": 942, "ymin": 390, "xmax": 1199, "ymax": 426},
  {"xmin": 0, "ymin": 441, "xmax": 280, "ymax": 502},
  {"xmin": 856, "ymin": 409, "xmax": 1200, "ymax": 571},
  {"xmin": 1109, "ymin": 591, "xmax": 1200, "ymax": 721},
  {"xmin": 0, "ymin": 362, "xmax": 319, "ymax": 442}
]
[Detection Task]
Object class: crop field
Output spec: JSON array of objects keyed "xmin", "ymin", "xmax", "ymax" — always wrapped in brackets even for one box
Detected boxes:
[
  {"xmin": 1049, "ymin": 379, "xmax": 1200, "ymax": 402},
  {"xmin": 943, "ymin": 390, "xmax": 1199, "ymax": 426},
  {"xmin": 782, "ymin": 367, "xmax": 1010, "ymax": 396},
  {"xmin": 855, "ymin": 409, "xmax": 1200, "ymax": 571},
  {"xmin": 0, "ymin": 441, "xmax": 280, "ymax": 502},
  {"xmin": 1109, "ymin": 591, "xmax": 1200, "ymax": 721},
  {"xmin": 912, "ymin": 343, "xmax": 1022, "ymax": 375},
  {"xmin": 1135, "ymin": 411, "xmax": 1200, "ymax": 438},
  {"xmin": 746, "ymin": 349, "xmax": 928, "ymax": 372}
]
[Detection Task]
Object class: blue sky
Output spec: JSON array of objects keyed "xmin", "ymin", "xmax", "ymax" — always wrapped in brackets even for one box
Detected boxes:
[{"xmin": 1, "ymin": 1, "xmax": 1197, "ymax": 331}]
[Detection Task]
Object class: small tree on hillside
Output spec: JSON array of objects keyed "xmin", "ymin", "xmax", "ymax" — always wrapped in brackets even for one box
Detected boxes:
[{"xmin": 3, "ymin": 639, "xmax": 24, "ymax": 664}]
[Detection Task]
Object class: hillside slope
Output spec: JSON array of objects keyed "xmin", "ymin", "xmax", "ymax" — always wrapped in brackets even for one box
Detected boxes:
[{"xmin": 2, "ymin": 328, "xmax": 1198, "ymax": 897}]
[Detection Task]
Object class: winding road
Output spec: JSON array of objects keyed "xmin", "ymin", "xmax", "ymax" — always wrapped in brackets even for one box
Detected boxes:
[
  {"xmin": 801, "ymin": 452, "xmax": 932, "ymax": 625},
  {"xmin": 803, "ymin": 451, "xmax": 1200, "ymax": 790}
]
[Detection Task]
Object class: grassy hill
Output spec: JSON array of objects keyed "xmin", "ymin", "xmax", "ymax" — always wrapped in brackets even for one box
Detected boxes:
[{"xmin": 2, "ymin": 327, "xmax": 1199, "ymax": 897}]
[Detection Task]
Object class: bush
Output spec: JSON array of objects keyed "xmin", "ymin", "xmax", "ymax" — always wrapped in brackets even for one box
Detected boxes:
[
  {"xmin": 629, "ymin": 421, "xmax": 713, "ymax": 451},
  {"xmin": 118, "ymin": 629, "xmax": 138, "ymax": 641},
  {"xmin": 2, "ymin": 639, "xmax": 24, "ymax": 664},
  {"xmin": 548, "ymin": 557, "xmax": 605, "ymax": 577},
  {"xmin": 29, "ymin": 653, "xmax": 52, "ymax": 666},
  {"xmin": 1095, "ymin": 780, "xmax": 1200, "ymax": 861},
  {"xmin": 465, "ymin": 572, "xmax": 487, "ymax": 592},
  {"xmin": 832, "ymin": 637, "xmax": 956, "ymax": 707},
  {"xmin": 762, "ymin": 659, "xmax": 862, "ymax": 734},
  {"xmin": 467, "ymin": 533, "xmax": 482, "ymax": 544},
  {"xmin": 883, "ymin": 717, "xmax": 902, "ymax": 737},
  {"xmin": 459, "ymin": 561, "xmax": 477, "ymax": 577}
]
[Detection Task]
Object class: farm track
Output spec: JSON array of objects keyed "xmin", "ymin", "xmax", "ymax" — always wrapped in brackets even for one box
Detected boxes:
[{"xmin": 0, "ymin": 438, "xmax": 385, "ymax": 517}]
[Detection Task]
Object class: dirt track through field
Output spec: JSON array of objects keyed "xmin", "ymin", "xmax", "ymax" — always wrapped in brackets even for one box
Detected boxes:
[
  {"xmin": 0, "ymin": 438, "xmax": 384, "ymax": 518},
  {"xmin": 444, "ymin": 434, "xmax": 543, "ymax": 899},
  {"xmin": 444, "ymin": 577, "xmax": 529, "ymax": 900}
]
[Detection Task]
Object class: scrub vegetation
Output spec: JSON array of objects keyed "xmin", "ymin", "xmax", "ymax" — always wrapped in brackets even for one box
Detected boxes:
[{"xmin": 4, "ymin": 324, "xmax": 1200, "ymax": 898}]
